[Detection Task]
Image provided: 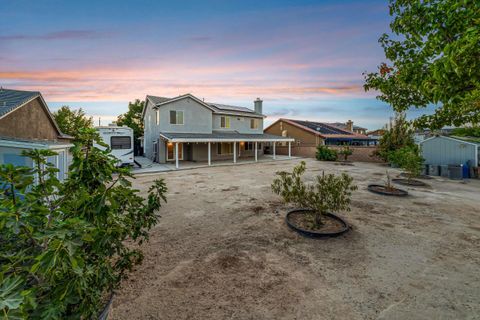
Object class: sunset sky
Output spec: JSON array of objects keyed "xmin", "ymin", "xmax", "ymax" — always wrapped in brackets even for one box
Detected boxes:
[{"xmin": 0, "ymin": 0, "xmax": 435, "ymax": 129}]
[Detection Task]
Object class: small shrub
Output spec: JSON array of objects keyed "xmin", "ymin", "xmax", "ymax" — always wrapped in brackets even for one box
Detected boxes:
[
  {"xmin": 388, "ymin": 146, "xmax": 424, "ymax": 180},
  {"xmin": 337, "ymin": 146, "xmax": 353, "ymax": 161},
  {"xmin": 272, "ymin": 161, "xmax": 357, "ymax": 229},
  {"xmin": 316, "ymin": 145, "xmax": 337, "ymax": 161},
  {"xmin": 0, "ymin": 128, "xmax": 167, "ymax": 319}
]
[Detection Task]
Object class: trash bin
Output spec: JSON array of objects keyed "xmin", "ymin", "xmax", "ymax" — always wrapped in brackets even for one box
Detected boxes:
[
  {"xmin": 448, "ymin": 164, "xmax": 463, "ymax": 180},
  {"xmin": 440, "ymin": 165, "xmax": 449, "ymax": 177},
  {"xmin": 428, "ymin": 165, "xmax": 440, "ymax": 176}
]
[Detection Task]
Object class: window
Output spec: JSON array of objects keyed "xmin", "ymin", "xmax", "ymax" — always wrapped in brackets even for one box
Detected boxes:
[
  {"xmin": 250, "ymin": 119, "xmax": 259, "ymax": 129},
  {"xmin": 170, "ymin": 110, "xmax": 184, "ymax": 125},
  {"xmin": 220, "ymin": 116, "xmax": 230, "ymax": 128},
  {"xmin": 156, "ymin": 110, "xmax": 160, "ymax": 125},
  {"xmin": 111, "ymin": 136, "xmax": 131, "ymax": 149},
  {"xmin": 167, "ymin": 143, "xmax": 183, "ymax": 160},
  {"xmin": 217, "ymin": 142, "xmax": 233, "ymax": 155},
  {"xmin": 244, "ymin": 142, "xmax": 254, "ymax": 151}
]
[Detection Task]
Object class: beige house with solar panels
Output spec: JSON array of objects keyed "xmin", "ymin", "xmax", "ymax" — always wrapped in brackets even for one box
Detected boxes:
[{"xmin": 141, "ymin": 93, "xmax": 293, "ymax": 168}]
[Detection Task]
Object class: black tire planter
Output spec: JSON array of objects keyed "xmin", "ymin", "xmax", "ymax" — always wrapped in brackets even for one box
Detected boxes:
[
  {"xmin": 98, "ymin": 293, "xmax": 114, "ymax": 320},
  {"xmin": 285, "ymin": 209, "xmax": 349, "ymax": 238},
  {"xmin": 392, "ymin": 178, "xmax": 428, "ymax": 187},
  {"xmin": 367, "ymin": 184, "xmax": 408, "ymax": 197}
]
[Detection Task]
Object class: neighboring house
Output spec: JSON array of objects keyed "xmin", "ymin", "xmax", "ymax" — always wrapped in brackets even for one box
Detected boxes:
[
  {"xmin": 420, "ymin": 135, "xmax": 479, "ymax": 168},
  {"xmin": 142, "ymin": 94, "xmax": 293, "ymax": 168},
  {"xmin": 328, "ymin": 120, "xmax": 367, "ymax": 135},
  {"xmin": 0, "ymin": 88, "xmax": 73, "ymax": 179},
  {"xmin": 264, "ymin": 118, "xmax": 374, "ymax": 147}
]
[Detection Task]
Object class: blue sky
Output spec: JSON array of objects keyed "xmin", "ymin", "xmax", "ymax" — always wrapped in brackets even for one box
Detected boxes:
[{"xmin": 0, "ymin": 0, "xmax": 435, "ymax": 129}]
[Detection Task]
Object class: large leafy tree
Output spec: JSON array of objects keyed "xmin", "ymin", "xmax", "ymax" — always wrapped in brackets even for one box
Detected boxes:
[
  {"xmin": 117, "ymin": 99, "xmax": 144, "ymax": 151},
  {"xmin": 364, "ymin": 0, "xmax": 480, "ymax": 129},
  {"xmin": 53, "ymin": 106, "xmax": 93, "ymax": 138},
  {"xmin": 0, "ymin": 128, "xmax": 167, "ymax": 319}
]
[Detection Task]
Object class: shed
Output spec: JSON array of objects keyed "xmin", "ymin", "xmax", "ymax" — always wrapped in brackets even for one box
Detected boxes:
[{"xmin": 420, "ymin": 136, "xmax": 479, "ymax": 167}]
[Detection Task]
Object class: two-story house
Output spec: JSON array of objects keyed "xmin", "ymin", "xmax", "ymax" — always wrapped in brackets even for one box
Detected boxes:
[{"xmin": 142, "ymin": 94, "xmax": 293, "ymax": 168}]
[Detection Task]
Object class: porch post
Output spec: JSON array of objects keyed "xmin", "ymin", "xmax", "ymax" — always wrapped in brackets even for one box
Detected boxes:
[
  {"xmin": 208, "ymin": 142, "xmax": 211, "ymax": 166},
  {"xmin": 175, "ymin": 142, "xmax": 179, "ymax": 169},
  {"xmin": 233, "ymin": 142, "xmax": 237, "ymax": 163},
  {"xmin": 288, "ymin": 141, "xmax": 291, "ymax": 158},
  {"xmin": 255, "ymin": 142, "xmax": 258, "ymax": 162},
  {"xmin": 273, "ymin": 141, "xmax": 276, "ymax": 159}
]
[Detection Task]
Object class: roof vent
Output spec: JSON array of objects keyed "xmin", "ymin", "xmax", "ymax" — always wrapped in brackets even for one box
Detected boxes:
[{"xmin": 316, "ymin": 127, "xmax": 320, "ymax": 131}]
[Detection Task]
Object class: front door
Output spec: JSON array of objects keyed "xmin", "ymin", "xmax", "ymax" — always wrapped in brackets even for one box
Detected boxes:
[{"xmin": 167, "ymin": 143, "xmax": 183, "ymax": 161}]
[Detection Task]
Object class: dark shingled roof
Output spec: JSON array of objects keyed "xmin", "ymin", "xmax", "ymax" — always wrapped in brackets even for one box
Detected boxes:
[
  {"xmin": 288, "ymin": 119, "xmax": 354, "ymax": 135},
  {"xmin": 328, "ymin": 122, "xmax": 367, "ymax": 131},
  {"xmin": 159, "ymin": 131, "xmax": 293, "ymax": 141},
  {"xmin": 146, "ymin": 94, "xmax": 263, "ymax": 117},
  {"xmin": 0, "ymin": 88, "xmax": 40, "ymax": 118},
  {"xmin": 146, "ymin": 95, "xmax": 171, "ymax": 105}
]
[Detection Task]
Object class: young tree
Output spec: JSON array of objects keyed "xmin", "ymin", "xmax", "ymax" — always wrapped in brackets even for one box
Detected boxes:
[
  {"xmin": 117, "ymin": 99, "xmax": 144, "ymax": 154},
  {"xmin": 376, "ymin": 113, "xmax": 416, "ymax": 161},
  {"xmin": 53, "ymin": 106, "xmax": 93, "ymax": 139},
  {"xmin": 338, "ymin": 146, "xmax": 353, "ymax": 162},
  {"xmin": 364, "ymin": 0, "xmax": 480, "ymax": 129},
  {"xmin": 272, "ymin": 161, "xmax": 357, "ymax": 229}
]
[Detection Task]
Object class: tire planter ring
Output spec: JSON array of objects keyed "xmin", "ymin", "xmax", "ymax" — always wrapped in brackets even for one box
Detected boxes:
[
  {"xmin": 392, "ymin": 178, "xmax": 428, "ymax": 187},
  {"xmin": 285, "ymin": 209, "xmax": 350, "ymax": 238},
  {"xmin": 367, "ymin": 184, "xmax": 408, "ymax": 197}
]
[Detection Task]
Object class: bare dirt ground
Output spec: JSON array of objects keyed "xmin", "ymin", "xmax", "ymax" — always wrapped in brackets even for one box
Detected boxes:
[{"xmin": 111, "ymin": 158, "xmax": 480, "ymax": 320}]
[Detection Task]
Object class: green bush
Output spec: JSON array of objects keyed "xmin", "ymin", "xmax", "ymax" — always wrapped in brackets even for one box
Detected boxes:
[
  {"xmin": 388, "ymin": 146, "xmax": 424, "ymax": 180},
  {"xmin": 376, "ymin": 113, "xmax": 416, "ymax": 161},
  {"xmin": 271, "ymin": 161, "xmax": 357, "ymax": 229},
  {"xmin": 315, "ymin": 145, "xmax": 338, "ymax": 161},
  {"xmin": 0, "ymin": 128, "xmax": 167, "ymax": 319},
  {"xmin": 337, "ymin": 146, "xmax": 353, "ymax": 161}
]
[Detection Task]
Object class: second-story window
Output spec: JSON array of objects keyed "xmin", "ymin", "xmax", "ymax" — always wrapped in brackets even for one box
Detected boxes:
[
  {"xmin": 250, "ymin": 118, "xmax": 259, "ymax": 129},
  {"xmin": 156, "ymin": 110, "xmax": 160, "ymax": 125},
  {"xmin": 220, "ymin": 116, "xmax": 230, "ymax": 128},
  {"xmin": 170, "ymin": 110, "xmax": 184, "ymax": 125}
]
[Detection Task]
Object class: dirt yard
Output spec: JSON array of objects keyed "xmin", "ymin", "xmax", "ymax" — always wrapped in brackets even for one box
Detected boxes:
[{"xmin": 111, "ymin": 158, "xmax": 480, "ymax": 320}]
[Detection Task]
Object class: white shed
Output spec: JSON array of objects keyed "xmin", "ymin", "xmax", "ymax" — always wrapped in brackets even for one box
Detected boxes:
[{"xmin": 420, "ymin": 136, "xmax": 479, "ymax": 167}]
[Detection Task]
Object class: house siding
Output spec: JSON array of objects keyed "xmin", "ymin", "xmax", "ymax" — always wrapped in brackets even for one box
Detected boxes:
[
  {"xmin": 0, "ymin": 97, "xmax": 64, "ymax": 141},
  {"xmin": 264, "ymin": 120, "xmax": 321, "ymax": 147},
  {"xmin": 143, "ymin": 97, "xmax": 213, "ymax": 161},
  {"xmin": 212, "ymin": 114, "xmax": 263, "ymax": 134},
  {"xmin": 421, "ymin": 136, "xmax": 479, "ymax": 167}
]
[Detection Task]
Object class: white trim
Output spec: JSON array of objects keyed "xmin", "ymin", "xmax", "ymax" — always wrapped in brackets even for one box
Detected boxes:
[
  {"xmin": 208, "ymin": 142, "xmax": 211, "ymax": 166},
  {"xmin": 0, "ymin": 139, "xmax": 73, "ymax": 149},
  {"xmin": 233, "ymin": 141, "xmax": 236, "ymax": 163},
  {"xmin": 254, "ymin": 141, "xmax": 258, "ymax": 162},
  {"xmin": 158, "ymin": 135, "xmax": 294, "ymax": 143}
]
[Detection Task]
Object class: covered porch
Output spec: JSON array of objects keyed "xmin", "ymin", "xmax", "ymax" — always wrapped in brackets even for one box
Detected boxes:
[{"xmin": 158, "ymin": 132, "xmax": 294, "ymax": 169}]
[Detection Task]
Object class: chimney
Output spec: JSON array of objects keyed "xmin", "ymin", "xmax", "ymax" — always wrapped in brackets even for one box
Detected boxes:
[
  {"xmin": 346, "ymin": 120, "xmax": 353, "ymax": 132},
  {"xmin": 254, "ymin": 98, "xmax": 263, "ymax": 114}
]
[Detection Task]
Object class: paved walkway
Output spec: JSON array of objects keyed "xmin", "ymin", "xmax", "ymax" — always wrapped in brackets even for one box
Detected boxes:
[{"xmin": 132, "ymin": 155, "xmax": 299, "ymax": 175}]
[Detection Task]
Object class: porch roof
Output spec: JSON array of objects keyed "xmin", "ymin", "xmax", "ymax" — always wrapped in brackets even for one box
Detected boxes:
[{"xmin": 159, "ymin": 131, "xmax": 294, "ymax": 143}]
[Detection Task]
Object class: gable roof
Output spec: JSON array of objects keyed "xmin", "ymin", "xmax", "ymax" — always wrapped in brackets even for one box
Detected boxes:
[
  {"xmin": 420, "ymin": 135, "xmax": 480, "ymax": 146},
  {"xmin": 0, "ymin": 88, "xmax": 41, "ymax": 118},
  {"xmin": 265, "ymin": 118, "xmax": 371, "ymax": 140},
  {"xmin": 0, "ymin": 88, "xmax": 72, "ymax": 139},
  {"xmin": 143, "ymin": 93, "xmax": 264, "ymax": 119}
]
